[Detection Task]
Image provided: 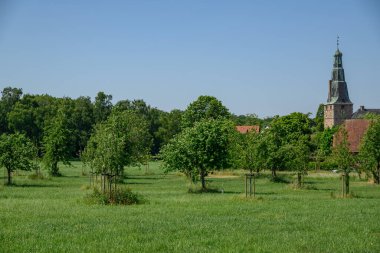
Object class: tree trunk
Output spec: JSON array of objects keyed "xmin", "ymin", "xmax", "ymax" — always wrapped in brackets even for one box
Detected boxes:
[
  {"xmin": 377, "ymin": 162, "xmax": 380, "ymax": 184},
  {"xmin": 51, "ymin": 161, "xmax": 59, "ymax": 176},
  {"xmin": 7, "ymin": 168, "xmax": 12, "ymax": 185},
  {"xmin": 345, "ymin": 172, "xmax": 350, "ymax": 196},
  {"xmin": 271, "ymin": 169, "xmax": 277, "ymax": 179},
  {"xmin": 297, "ymin": 172, "xmax": 302, "ymax": 188},
  {"xmin": 200, "ymin": 170, "xmax": 206, "ymax": 190}
]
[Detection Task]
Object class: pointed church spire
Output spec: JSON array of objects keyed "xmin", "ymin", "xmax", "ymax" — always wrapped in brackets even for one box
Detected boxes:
[{"xmin": 327, "ymin": 39, "xmax": 351, "ymax": 104}]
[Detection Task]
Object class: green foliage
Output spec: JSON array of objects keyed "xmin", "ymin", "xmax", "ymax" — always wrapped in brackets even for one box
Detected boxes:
[
  {"xmin": 231, "ymin": 113, "xmax": 262, "ymax": 126},
  {"xmin": 256, "ymin": 112, "xmax": 313, "ymax": 179},
  {"xmin": 362, "ymin": 112, "xmax": 380, "ymax": 120},
  {"xmin": 115, "ymin": 99, "xmax": 165, "ymax": 155},
  {"xmin": 42, "ymin": 108, "xmax": 73, "ymax": 176},
  {"xmin": 233, "ymin": 131, "xmax": 262, "ymax": 173},
  {"xmin": 82, "ymin": 110, "xmax": 151, "ymax": 177},
  {"xmin": 85, "ymin": 186, "xmax": 141, "ymax": 205},
  {"xmin": 181, "ymin": 95, "xmax": 230, "ymax": 128},
  {"xmin": 312, "ymin": 126, "xmax": 338, "ymax": 170},
  {"xmin": 93, "ymin": 91, "xmax": 112, "ymax": 123},
  {"xmin": 161, "ymin": 119, "xmax": 236, "ymax": 189},
  {"xmin": 270, "ymin": 112, "xmax": 312, "ymax": 144},
  {"xmin": 0, "ymin": 87, "xmax": 23, "ymax": 134},
  {"xmin": 0, "ymin": 133, "xmax": 37, "ymax": 185},
  {"xmin": 331, "ymin": 128, "xmax": 355, "ymax": 195},
  {"xmin": 314, "ymin": 103, "xmax": 325, "ymax": 132},
  {"xmin": 332, "ymin": 128, "xmax": 355, "ymax": 174},
  {"xmin": 359, "ymin": 119, "xmax": 380, "ymax": 183},
  {"xmin": 280, "ymin": 142, "xmax": 310, "ymax": 187},
  {"xmin": 7, "ymin": 94, "xmax": 59, "ymax": 152},
  {"xmin": 313, "ymin": 127, "xmax": 337, "ymax": 157},
  {"xmin": 155, "ymin": 109, "xmax": 183, "ymax": 148},
  {"xmin": 70, "ymin": 96, "xmax": 95, "ymax": 154}
]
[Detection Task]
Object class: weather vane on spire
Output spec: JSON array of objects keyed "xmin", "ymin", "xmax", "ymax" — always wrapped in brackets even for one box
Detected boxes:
[{"xmin": 337, "ymin": 35, "xmax": 340, "ymax": 50}]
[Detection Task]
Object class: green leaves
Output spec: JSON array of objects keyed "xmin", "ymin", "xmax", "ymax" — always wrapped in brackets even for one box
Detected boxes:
[
  {"xmin": 42, "ymin": 109, "xmax": 73, "ymax": 176},
  {"xmin": 182, "ymin": 96, "xmax": 230, "ymax": 129},
  {"xmin": 82, "ymin": 110, "xmax": 151, "ymax": 176},
  {"xmin": 331, "ymin": 128, "xmax": 355, "ymax": 173},
  {"xmin": 0, "ymin": 133, "xmax": 37, "ymax": 184},
  {"xmin": 161, "ymin": 119, "xmax": 235, "ymax": 189},
  {"xmin": 359, "ymin": 119, "xmax": 380, "ymax": 183}
]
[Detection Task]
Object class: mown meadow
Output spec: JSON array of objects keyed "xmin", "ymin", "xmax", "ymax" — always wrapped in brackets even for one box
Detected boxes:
[{"xmin": 1, "ymin": 161, "xmax": 380, "ymax": 253}]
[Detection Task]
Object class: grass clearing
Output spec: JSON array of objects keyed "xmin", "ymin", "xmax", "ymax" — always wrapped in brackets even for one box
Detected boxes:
[{"xmin": 1, "ymin": 162, "xmax": 380, "ymax": 252}]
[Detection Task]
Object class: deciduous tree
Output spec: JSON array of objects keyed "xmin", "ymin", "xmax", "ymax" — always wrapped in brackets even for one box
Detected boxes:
[
  {"xmin": 332, "ymin": 128, "xmax": 355, "ymax": 196},
  {"xmin": 82, "ymin": 110, "xmax": 151, "ymax": 193},
  {"xmin": 42, "ymin": 108, "xmax": 73, "ymax": 176},
  {"xmin": 0, "ymin": 133, "xmax": 37, "ymax": 185},
  {"xmin": 161, "ymin": 119, "xmax": 235, "ymax": 190}
]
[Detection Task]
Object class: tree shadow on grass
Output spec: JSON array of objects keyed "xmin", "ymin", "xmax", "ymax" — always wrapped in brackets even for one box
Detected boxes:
[
  {"xmin": 126, "ymin": 176, "xmax": 162, "ymax": 180},
  {"xmin": 8, "ymin": 183, "xmax": 59, "ymax": 188},
  {"xmin": 122, "ymin": 182, "xmax": 153, "ymax": 185},
  {"xmin": 270, "ymin": 176, "xmax": 291, "ymax": 184},
  {"xmin": 257, "ymin": 191, "xmax": 276, "ymax": 195},
  {"xmin": 187, "ymin": 188, "xmax": 241, "ymax": 194}
]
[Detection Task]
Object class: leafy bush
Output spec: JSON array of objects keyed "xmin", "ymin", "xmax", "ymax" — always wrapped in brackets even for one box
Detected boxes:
[{"xmin": 85, "ymin": 186, "xmax": 142, "ymax": 205}]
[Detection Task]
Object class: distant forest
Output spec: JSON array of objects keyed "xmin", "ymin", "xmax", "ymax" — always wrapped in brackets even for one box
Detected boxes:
[{"xmin": 0, "ymin": 87, "xmax": 274, "ymax": 157}]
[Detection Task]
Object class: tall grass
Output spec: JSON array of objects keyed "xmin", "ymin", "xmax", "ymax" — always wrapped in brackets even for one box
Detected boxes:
[{"xmin": 0, "ymin": 162, "xmax": 379, "ymax": 252}]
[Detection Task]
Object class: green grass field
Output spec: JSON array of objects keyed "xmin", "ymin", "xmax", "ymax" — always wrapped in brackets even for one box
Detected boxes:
[{"xmin": 1, "ymin": 162, "xmax": 380, "ymax": 252}]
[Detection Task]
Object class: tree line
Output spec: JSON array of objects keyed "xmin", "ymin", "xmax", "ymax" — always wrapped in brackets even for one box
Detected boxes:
[{"xmin": 1, "ymin": 87, "xmax": 379, "ymax": 197}]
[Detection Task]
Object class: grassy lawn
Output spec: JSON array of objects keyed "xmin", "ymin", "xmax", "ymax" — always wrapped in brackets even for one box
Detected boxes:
[{"xmin": 1, "ymin": 162, "xmax": 380, "ymax": 252}]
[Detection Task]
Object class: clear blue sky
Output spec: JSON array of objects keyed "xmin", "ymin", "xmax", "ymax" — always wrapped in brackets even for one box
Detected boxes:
[{"xmin": 0, "ymin": 0, "xmax": 379, "ymax": 117}]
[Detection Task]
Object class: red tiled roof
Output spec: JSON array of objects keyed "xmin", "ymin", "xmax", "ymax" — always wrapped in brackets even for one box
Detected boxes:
[
  {"xmin": 334, "ymin": 119, "xmax": 371, "ymax": 153},
  {"xmin": 236, "ymin": 125, "xmax": 260, "ymax": 134}
]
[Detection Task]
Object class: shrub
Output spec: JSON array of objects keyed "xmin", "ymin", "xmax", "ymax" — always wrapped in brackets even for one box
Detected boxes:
[{"xmin": 85, "ymin": 186, "xmax": 142, "ymax": 205}]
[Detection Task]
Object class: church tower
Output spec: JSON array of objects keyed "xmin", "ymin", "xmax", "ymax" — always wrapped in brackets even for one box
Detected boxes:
[{"xmin": 324, "ymin": 41, "xmax": 353, "ymax": 128}]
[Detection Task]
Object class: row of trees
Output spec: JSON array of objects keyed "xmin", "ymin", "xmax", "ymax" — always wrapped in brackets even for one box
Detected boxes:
[
  {"xmin": 1, "ymin": 87, "xmax": 379, "ymax": 195},
  {"xmin": 161, "ymin": 98, "xmax": 380, "ymax": 194},
  {"xmin": 0, "ymin": 87, "xmax": 269, "ymax": 184},
  {"xmin": 0, "ymin": 87, "xmax": 271, "ymax": 157}
]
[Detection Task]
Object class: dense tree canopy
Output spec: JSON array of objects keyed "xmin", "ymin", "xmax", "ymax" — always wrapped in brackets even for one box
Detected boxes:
[
  {"xmin": 0, "ymin": 87, "xmax": 23, "ymax": 133},
  {"xmin": 0, "ymin": 86, "xmax": 343, "ymax": 181},
  {"xmin": 94, "ymin": 91, "xmax": 113, "ymax": 124},
  {"xmin": 182, "ymin": 95, "xmax": 230, "ymax": 128},
  {"xmin": 161, "ymin": 119, "xmax": 236, "ymax": 190},
  {"xmin": 255, "ymin": 112, "xmax": 313, "ymax": 179}
]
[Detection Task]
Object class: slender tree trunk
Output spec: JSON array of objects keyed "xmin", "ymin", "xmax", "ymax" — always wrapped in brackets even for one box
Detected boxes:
[
  {"xmin": 377, "ymin": 162, "xmax": 380, "ymax": 184},
  {"xmin": 7, "ymin": 168, "xmax": 12, "ymax": 185},
  {"xmin": 200, "ymin": 170, "xmax": 206, "ymax": 190},
  {"xmin": 297, "ymin": 172, "xmax": 302, "ymax": 188},
  {"xmin": 345, "ymin": 171, "xmax": 350, "ymax": 196}
]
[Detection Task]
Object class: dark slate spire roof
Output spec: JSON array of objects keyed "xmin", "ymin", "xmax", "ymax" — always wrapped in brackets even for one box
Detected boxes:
[{"xmin": 327, "ymin": 49, "xmax": 352, "ymax": 104}]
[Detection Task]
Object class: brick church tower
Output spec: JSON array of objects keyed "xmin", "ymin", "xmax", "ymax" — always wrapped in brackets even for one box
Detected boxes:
[{"xmin": 324, "ymin": 43, "xmax": 353, "ymax": 128}]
